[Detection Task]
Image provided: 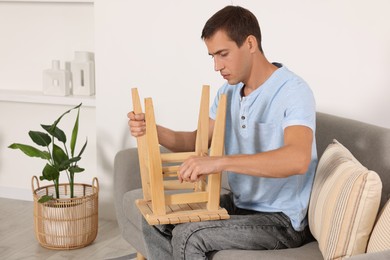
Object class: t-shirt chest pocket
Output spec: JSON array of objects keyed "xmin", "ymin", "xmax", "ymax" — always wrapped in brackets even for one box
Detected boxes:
[{"xmin": 253, "ymin": 122, "xmax": 281, "ymax": 152}]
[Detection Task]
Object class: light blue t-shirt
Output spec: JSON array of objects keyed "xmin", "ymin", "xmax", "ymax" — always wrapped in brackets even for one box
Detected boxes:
[{"xmin": 209, "ymin": 64, "xmax": 317, "ymax": 231}]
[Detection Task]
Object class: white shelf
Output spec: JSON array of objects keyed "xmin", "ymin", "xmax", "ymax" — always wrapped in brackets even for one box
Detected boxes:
[{"xmin": 0, "ymin": 89, "xmax": 95, "ymax": 107}]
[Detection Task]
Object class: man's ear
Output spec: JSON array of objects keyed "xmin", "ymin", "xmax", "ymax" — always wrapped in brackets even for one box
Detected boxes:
[{"xmin": 246, "ymin": 35, "xmax": 258, "ymax": 53}]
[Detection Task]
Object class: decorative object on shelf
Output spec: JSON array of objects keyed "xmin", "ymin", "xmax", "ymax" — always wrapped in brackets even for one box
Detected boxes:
[
  {"xmin": 43, "ymin": 60, "xmax": 71, "ymax": 96},
  {"xmin": 71, "ymin": 51, "xmax": 95, "ymax": 96},
  {"xmin": 8, "ymin": 103, "xmax": 99, "ymax": 250}
]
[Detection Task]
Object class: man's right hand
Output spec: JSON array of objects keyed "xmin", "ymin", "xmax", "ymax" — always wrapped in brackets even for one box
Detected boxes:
[{"xmin": 128, "ymin": 111, "xmax": 146, "ymax": 137}]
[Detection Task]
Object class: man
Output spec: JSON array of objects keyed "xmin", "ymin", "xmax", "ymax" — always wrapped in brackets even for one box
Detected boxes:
[{"xmin": 128, "ymin": 5, "xmax": 317, "ymax": 260}]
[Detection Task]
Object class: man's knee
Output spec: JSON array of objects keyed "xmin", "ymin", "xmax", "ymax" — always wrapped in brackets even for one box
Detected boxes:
[{"xmin": 171, "ymin": 222, "xmax": 210, "ymax": 259}]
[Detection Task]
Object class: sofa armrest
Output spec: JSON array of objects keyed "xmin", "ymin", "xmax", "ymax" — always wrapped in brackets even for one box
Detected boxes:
[
  {"xmin": 114, "ymin": 146, "xmax": 171, "ymax": 229},
  {"xmin": 114, "ymin": 148, "xmax": 142, "ymax": 230}
]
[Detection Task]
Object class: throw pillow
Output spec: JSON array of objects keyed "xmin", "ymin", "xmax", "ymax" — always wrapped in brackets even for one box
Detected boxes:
[
  {"xmin": 308, "ymin": 139, "xmax": 382, "ymax": 259},
  {"xmin": 367, "ymin": 198, "xmax": 390, "ymax": 253}
]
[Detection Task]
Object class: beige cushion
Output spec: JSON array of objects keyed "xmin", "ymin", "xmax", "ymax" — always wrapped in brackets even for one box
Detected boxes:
[
  {"xmin": 308, "ymin": 139, "xmax": 382, "ymax": 259},
  {"xmin": 367, "ymin": 199, "xmax": 390, "ymax": 253}
]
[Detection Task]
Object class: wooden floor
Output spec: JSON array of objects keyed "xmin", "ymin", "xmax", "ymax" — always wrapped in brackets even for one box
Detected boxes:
[{"xmin": 0, "ymin": 197, "xmax": 137, "ymax": 260}]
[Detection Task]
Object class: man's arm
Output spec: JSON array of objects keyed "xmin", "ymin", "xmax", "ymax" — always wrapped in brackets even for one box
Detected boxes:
[
  {"xmin": 178, "ymin": 125, "xmax": 313, "ymax": 182},
  {"xmin": 128, "ymin": 111, "xmax": 215, "ymax": 153},
  {"xmin": 156, "ymin": 125, "xmax": 197, "ymax": 152}
]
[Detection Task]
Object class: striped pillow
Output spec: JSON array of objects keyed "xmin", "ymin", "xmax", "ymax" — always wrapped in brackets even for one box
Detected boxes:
[
  {"xmin": 367, "ymin": 199, "xmax": 390, "ymax": 253},
  {"xmin": 308, "ymin": 139, "xmax": 382, "ymax": 259}
]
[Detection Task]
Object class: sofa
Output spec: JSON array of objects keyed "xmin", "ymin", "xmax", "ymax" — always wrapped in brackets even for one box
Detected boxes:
[{"xmin": 114, "ymin": 112, "xmax": 390, "ymax": 259}]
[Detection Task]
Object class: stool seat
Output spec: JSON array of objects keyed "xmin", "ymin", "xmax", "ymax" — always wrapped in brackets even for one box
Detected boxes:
[{"xmin": 136, "ymin": 199, "xmax": 229, "ymax": 225}]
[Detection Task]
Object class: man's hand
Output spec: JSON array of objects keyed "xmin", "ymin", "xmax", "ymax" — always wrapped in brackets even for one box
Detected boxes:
[
  {"xmin": 178, "ymin": 155, "xmax": 221, "ymax": 183},
  {"xmin": 128, "ymin": 111, "xmax": 146, "ymax": 137}
]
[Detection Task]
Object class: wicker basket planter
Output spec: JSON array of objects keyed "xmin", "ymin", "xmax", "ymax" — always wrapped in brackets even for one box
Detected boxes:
[{"xmin": 31, "ymin": 176, "xmax": 99, "ymax": 250}]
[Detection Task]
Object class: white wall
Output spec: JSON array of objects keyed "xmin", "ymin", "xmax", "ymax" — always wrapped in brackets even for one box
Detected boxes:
[
  {"xmin": 96, "ymin": 0, "xmax": 390, "ymax": 128},
  {"xmin": 0, "ymin": 2, "xmax": 94, "ymax": 91}
]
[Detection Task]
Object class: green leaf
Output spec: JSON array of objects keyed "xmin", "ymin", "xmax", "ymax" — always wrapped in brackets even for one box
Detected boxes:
[
  {"xmin": 28, "ymin": 131, "xmax": 51, "ymax": 147},
  {"xmin": 41, "ymin": 124, "xmax": 66, "ymax": 143},
  {"xmin": 77, "ymin": 138, "xmax": 88, "ymax": 158},
  {"xmin": 38, "ymin": 194, "xmax": 54, "ymax": 203},
  {"xmin": 51, "ymin": 103, "xmax": 82, "ymax": 133},
  {"xmin": 69, "ymin": 165, "xmax": 85, "ymax": 174},
  {"xmin": 59, "ymin": 156, "xmax": 80, "ymax": 169},
  {"xmin": 8, "ymin": 143, "xmax": 50, "ymax": 160},
  {"xmin": 41, "ymin": 163, "xmax": 60, "ymax": 181},
  {"xmin": 68, "ymin": 156, "xmax": 81, "ymax": 163},
  {"xmin": 59, "ymin": 160, "xmax": 71, "ymax": 170},
  {"xmin": 52, "ymin": 144, "xmax": 69, "ymax": 170},
  {"xmin": 70, "ymin": 107, "xmax": 80, "ymax": 157}
]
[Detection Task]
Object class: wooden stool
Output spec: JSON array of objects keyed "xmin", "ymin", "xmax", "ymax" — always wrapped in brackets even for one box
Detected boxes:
[{"xmin": 132, "ymin": 85, "xmax": 230, "ymax": 225}]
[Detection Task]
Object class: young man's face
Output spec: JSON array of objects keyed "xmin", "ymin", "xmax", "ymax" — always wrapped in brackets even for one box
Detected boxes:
[{"xmin": 204, "ymin": 30, "xmax": 251, "ymax": 85}]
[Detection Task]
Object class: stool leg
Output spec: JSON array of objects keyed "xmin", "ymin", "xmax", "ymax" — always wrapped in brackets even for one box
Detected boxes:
[
  {"xmin": 195, "ymin": 85, "xmax": 210, "ymax": 191},
  {"xmin": 207, "ymin": 94, "xmax": 227, "ymax": 210},
  {"xmin": 145, "ymin": 98, "xmax": 166, "ymax": 216},
  {"xmin": 131, "ymin": 88, "xmax": 151, "ymax": 200},
  {"xmin": 137, "ymin": 252, "xmax": 146, "ymax": 260}
]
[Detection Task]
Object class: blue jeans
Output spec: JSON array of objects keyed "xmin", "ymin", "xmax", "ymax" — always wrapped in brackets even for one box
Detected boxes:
[{"xmin": 142, "ymin": 193, "xmax": 313, "ymax": 260}]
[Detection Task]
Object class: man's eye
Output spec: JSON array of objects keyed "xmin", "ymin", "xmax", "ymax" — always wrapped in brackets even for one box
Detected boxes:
[{"xmin": 220, "ymin": 52, "xmax": 228, "ymax": 57}]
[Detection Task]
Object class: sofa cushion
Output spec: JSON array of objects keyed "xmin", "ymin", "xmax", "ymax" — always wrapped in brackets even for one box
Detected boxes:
[
  {"xmin": 308, "ymin": 139, "xmax": 382, "ymax": 259},
  {"xmin": 367, "ymin": 198, "xmax": 390, "ymax": 253},
  {"xmin": 123, "ymin": 188, "xmax": 144, "ymax": 230},
  {"xmin": 211, "ymin": 241, "xmax": 323, "ymax": 260}
]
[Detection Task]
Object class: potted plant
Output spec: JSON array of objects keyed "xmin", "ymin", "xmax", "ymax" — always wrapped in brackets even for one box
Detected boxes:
[{"xmin": 9, "ymin": 103, "xmax": 99, "ymax": 250}]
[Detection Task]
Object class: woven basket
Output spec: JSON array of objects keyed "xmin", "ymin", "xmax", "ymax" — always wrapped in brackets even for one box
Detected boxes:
[{"xmin": 31, "ymin": 176, "xmax": 99, "ymax": 250}]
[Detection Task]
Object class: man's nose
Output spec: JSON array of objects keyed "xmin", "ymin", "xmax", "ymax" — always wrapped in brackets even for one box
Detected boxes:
[{"xmin": 214, "ymin": 58, "xmax": 223, "ymax": 71}]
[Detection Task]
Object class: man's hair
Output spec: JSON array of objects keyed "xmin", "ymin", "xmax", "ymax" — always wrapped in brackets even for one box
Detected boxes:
[{"xmin": 201, "ymin": 5, "xmax": 264, "ymax": 53}]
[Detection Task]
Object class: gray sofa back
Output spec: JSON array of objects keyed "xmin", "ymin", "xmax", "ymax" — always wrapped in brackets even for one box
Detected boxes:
[{"xmin": 315, "ymin": 112, "xmax": 390, "ymax": 210}]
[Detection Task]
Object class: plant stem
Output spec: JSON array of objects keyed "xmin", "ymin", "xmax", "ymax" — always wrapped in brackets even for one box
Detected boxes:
[
  {"xmin": 70, "ymin": 172, "xmax": 74, "ymax": 198},
  {"xmin": 54, "ymin": 179, "xmax": 60, "ymax": 199}
]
